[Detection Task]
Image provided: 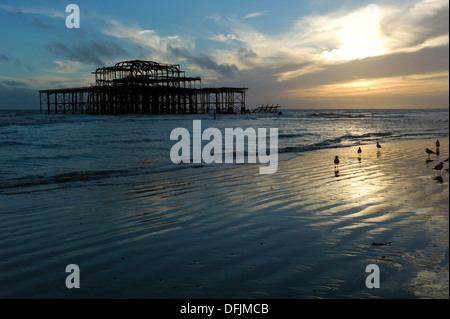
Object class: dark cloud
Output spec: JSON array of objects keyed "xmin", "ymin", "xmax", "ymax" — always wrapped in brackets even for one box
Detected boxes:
[
  {"xmin": 200, "ymin": 44, "xmax": 449, "ymax": 109},
  {"xmin": 237, "ymin": 47, "xmax": 258, "ymax": 60},
  {"xmin": 168, "ymin": 45, "xmax": 239, "ymax": 77},
  {"xmin": 0, "ymin": 52, "xmax": 23, "ymax": 67},
  {"xmin": 284, "ymin": 44, "xmax": 449, "ymax": 90},
  {"xmin": 47, "ymin": 39, "xmax": 131, "ymax": 66},
  {"xmin": 0, "ymin": 53, "xmax": 12, "ymax": 61},
  {"xmin": 32, "ymin": 17, "xmax": 51, "ymax": 30},
  {"xmin": 1, "ymin": 80, "xmax": 27, "ymax": 88}
]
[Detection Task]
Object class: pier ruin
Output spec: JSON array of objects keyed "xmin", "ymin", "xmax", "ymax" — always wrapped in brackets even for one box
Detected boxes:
[{"xmin": 39, "ymin": 60, "xmax": 248, "ymax": 115}]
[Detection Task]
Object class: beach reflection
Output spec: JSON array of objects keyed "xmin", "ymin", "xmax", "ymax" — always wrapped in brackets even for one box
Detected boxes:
[
  {"xmin": 117, "ymin": 138, "xmax": 449, "ymax": 298},
  {"xmin": 434, "ymin": 176, "xmax": 444, "ymax": 184},
  {"xmin": 334, "ymin": 169, "xmax": 340, "ymax": 177}
]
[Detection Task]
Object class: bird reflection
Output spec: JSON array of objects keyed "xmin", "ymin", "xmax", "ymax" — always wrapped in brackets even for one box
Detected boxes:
[
  {"xmin": 425, "ymin": 148, "xmax": 436, "ymax": 160},
  {"xmin": 434, "ymin": 176, "xmax": 444, "ymax": 184},
  {"xmin": 334, "ymin": 156, "xmax": 340, "ymax": 177},
  {"xmin": 433, "ymin": 162, "xmax": 444, "ymax": 176},
  {"xmin": 375, "ymin": 142, "xmax": 382, "ymax": 159}
]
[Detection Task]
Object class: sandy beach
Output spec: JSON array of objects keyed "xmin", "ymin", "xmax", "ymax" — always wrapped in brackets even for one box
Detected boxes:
[{"xmin": 0, "ymin": 137, "xmax": 448, "ymax": 298}]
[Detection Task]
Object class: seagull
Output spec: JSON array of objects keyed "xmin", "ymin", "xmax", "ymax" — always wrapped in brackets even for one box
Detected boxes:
[
  {"xmin": 436, "ymin": 140, "xmax": 440, "ymax": 148},
  {"xmin": 334, "ymin": 156, "xmax": 340, "ymax": 168},
  {"xmin": 376, "ymin": 142, "xmax": 382, "ymax": 149},
  {"xmin": 357, "ymin": 147, "xmax": 362, "ymax": 154},
  {"xmin": 426, "ymin": 148, "xmax": 436, "ymax": 155},
  {"xmin": 433, "ymin": 162, "xmax": 444, "ymax": 175}
]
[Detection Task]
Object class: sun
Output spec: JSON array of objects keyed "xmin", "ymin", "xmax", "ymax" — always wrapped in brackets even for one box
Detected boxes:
[
  {"xmin": 322, "ymin": 33, "xmax": 385, "ymax": 61},
  {"xmin": 321, "ymin": 4, "xmax": 385, "ymax": 62}
]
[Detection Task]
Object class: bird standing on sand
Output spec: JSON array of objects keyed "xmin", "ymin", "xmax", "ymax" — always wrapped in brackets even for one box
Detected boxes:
[
  {"xmin": 334, "ymin": 156, "xmax": 340, "ymax": 168},
  {"xmin": 433, "ymin": 162, "xmax": 444, "ymax": 175},
  {"xmin": 426, "ymin": 148, "xmax": 436, "ymax": 156},
  {"xmin": 357, "ymin": 147, "xmax": 362, "ymax": 155},
  {"xmin": 436, "ymin": 140, "xmax": 440, "ymax": 148},
  {"xmin": 376, "ymin": 142, "xmax": 382, "ymax": 149}
]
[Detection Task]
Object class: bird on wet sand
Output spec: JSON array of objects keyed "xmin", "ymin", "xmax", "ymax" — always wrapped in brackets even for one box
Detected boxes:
[
  {"xmin": 436, "ymin": 140, "xmax": 440, "ymax": 148},
  {"xmin": 376, "ymin": 142, "xmax": 382, "ymax": 149},
  {"xmin": 334, "ymin": 155, "xmax": 340, "ymax": 168},
  {"xmin": 433, "ymin": 162, "xmax": 444, "ymax": 175},
  {"xmin": 426, "ymin": 148, "xmax": 436, "ymax": 156},
  {"xmin": 357, "ymin": 147, "xmax": 362, "ymax": 154}
]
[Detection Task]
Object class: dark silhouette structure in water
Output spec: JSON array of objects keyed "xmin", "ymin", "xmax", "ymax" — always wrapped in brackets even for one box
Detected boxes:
[{"xmin": 39, "ymin": 60, "xmax": 248, "ymax": 115}]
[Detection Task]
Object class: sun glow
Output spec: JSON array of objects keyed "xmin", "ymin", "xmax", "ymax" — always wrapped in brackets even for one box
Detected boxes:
[
  {"xmin": 285, "ymin": 72, "xmax": 449, "ymax": 99},
  {"xmin": 321, "ymin": 33, "xmax": 385, "ymax": 61},
  {"xmin": 321, "ymin": 5, "xmax": 385, "ymax": 61}
]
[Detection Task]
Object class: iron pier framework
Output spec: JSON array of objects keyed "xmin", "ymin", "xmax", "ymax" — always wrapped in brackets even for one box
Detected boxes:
[{"xmin": 39, "ymin": 60, "xmax": 248, "ymax": 115}]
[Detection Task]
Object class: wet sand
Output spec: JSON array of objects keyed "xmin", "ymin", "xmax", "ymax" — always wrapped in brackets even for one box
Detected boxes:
[{"xmin": 0, "ymin": 138, "xmax": 448, "ymax": 298}]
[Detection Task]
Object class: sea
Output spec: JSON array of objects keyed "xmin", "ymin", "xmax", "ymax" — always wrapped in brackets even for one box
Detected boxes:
[
  {"xmin": 0, "ymin": 108, "xmax": 448, "ymax": 298},
  {"xmin": 1, "ymin": 109, "xmax": 448, "ymax": 192}
]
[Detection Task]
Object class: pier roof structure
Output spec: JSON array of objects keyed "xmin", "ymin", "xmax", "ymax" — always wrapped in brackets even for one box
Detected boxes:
[{"xmin": 92, "ymin": 60, "xmax": 201, "ymax": 88}]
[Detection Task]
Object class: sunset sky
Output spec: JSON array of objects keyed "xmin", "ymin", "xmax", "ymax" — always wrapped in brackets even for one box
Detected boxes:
[{"xmin": 0, "ymin": 0, "xmax": 448, "ymax": 109}]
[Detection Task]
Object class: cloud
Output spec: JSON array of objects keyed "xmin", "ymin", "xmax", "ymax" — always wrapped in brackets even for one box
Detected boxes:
[
  {"xmin": 285, "ymin": 72, "xmax": 449, "ymax": 99},
  {"xmin": 100, "ymin": 18, "xmax": 193, "ymax": 53},
  {"xmin": 32, "ymin": 17, "xmax": 51, "ymax": 30},
  {"xmin": 0, "ymin": 4, "xmax": 65, "ymax": 18},
  {"xmin": 98, "ymin": 18, "xmax": 193, "ymax": 65},
  {"xmin": 380, "ymin": 0, "xmax": 449, "ymax": 50},
  {"xmin": 276, "ymin": 44, "xmax": 449, "ymax": 109},
  {"xmin": 211, "ymin": 0, "xmax": 448, "ymax": 71},
  {"xmin": 244, "ymin": 11, "xmax": 267, "ymax": 19},
  {"xmin": 99, "ymin": 18, "xmax": 240, "ymax": 78},
  {"xmin": 0, "ymin": 80, "xmax": 27, "ymax": 89},
  {"xmin": 3, "ymin": 0, "xmax": 446, "ymax": 109},
  {"xmin": 0, "ymin": 52, "xmax": 24, "ymax": 68},
  {"xmin": 214, "ymin": 33, "xmax": 237, "ymax": 43},
  {"xmin": 0, "ymin": 75, "xmax": 36, "ymax": 99},
  {"xmin": 51, "ymin": 60, "xmax": 87, "ymax": 74},
  {"xmin": 0, "ymin": 75, "xmax": 32, "ymax": 87},
  {"xmin": 47, "ymin": 40, "xmax": 131, "ymax": 66},
  {"xmin": 201, "ymin": 0, "xmax": 448, "ymax": 108},
  {"xmin": 168, "ymin": 46, "xmax": 238, "ymax": 77},
  {"xmin": 279, "ymin": 45, "xmax": 449, "ymax": 89},
  {"xmin": 0, "ymin": 53, "xmax": 13, "ymax": 62},
  {"xmin": 237, "ymin": 47, "xmax": 258, "ymax": 61}
]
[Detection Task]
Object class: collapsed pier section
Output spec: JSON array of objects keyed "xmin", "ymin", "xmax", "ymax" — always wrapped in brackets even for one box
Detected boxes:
[{"xmin": 39, "ymin": 60, "xmax": 248, "ymax": 115}]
